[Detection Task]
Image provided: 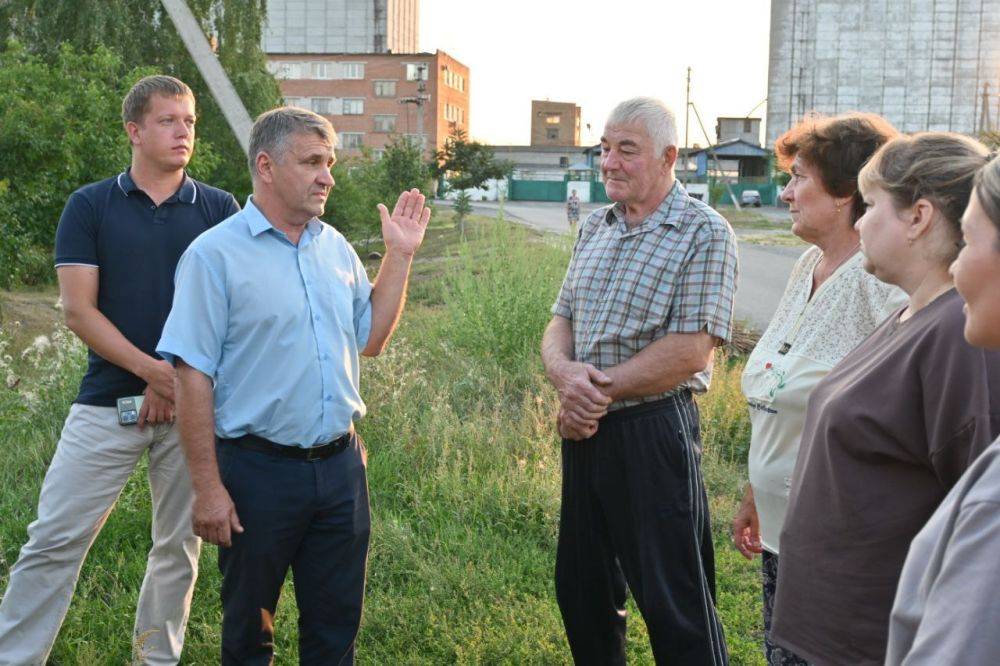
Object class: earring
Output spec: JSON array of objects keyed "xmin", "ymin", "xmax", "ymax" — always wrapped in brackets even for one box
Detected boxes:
[{"xmin": 835, "ymin": 202, "xmax": 843, "ymax": 214}]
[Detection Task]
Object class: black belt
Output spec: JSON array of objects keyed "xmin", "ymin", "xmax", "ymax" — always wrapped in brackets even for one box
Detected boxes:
[{"xmin": 218, "ymin": 431, "xmax": 352, "ymax": 461}]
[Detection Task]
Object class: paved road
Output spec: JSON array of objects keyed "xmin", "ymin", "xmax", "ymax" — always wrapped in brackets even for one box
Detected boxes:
[{"xmin": 448, "ymin": 199, "xmax": 805, "ymax": 330}]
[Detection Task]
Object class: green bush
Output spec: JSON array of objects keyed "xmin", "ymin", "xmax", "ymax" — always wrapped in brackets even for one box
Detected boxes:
[
  {"xmin": 0, "ymin": 42, "xmax": 223, "ymax": 288},
  {"xmin": 437, "ymin": 222, "xmax": 570, "ymax": 382},
  {"xmin": 326, "ymin": 138, "xmax": 433, "ymax": 242}
]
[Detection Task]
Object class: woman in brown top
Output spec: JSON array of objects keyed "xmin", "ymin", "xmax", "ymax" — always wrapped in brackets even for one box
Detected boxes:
[{"xmin": 770, "ymin": 133, "xmax": 1000, "ymax": 665}]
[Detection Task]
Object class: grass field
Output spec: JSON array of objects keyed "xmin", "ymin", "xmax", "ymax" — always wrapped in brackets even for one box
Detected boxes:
[{"xmin": 0, "ymin": 212, "xmax": 763, "ymax": 664}]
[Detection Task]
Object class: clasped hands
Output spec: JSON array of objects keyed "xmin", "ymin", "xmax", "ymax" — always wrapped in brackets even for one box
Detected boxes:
[{"xmin": 550, "ymin": 360, "xmax": 613, "ymax": 441}]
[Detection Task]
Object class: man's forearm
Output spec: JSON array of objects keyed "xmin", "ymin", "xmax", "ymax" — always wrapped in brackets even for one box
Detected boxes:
[
  {"xmin": 176, "ymin": 362, "xmax": 222, "ymax": 493},
  {"xmin": 602, "ymin": 332, "xmax": 716, "ymax": 402},
  {"xmin": 65, "ymin": 305, "xmax": 157, "ymax": 379},
  {"xmin": 541, "ymin": 316, "xmax": 576, "ymax": 383},
  {"xmin": 363, "ymin": 249, "xmax": 413, "ymax": 356}
]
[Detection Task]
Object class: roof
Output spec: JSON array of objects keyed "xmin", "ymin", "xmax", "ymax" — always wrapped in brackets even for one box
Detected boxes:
[{"xmin": 687, "ymin": 139, "xmax": 770, "ymax": 157}]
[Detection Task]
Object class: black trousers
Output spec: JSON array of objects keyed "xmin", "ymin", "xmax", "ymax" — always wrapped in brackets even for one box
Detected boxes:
[
  {"xmin": 216, "ymin": 435, "xmax": 371, "ymax": 665},
  {"xmin": 555, "ymin": 393, "xmax": 728, "ymax": 665}
]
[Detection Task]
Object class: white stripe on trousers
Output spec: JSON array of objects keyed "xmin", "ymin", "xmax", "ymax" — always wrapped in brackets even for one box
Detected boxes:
[{"xmin": 674, "ymin": 398, "xmax": 729, "ymax": 666}]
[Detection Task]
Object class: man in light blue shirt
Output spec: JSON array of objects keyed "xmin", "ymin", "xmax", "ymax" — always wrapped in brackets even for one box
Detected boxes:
[{"xmin": 157, "ymin": 106, "xmax": 430, "ymax": 664}]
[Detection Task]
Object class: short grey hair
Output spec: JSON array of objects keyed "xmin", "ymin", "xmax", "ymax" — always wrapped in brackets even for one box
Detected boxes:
[
  {"xmin": 247, "ymin": 106, "xmax": 337, "ymax": 178},
  {"xmin": 605, "ymin": 97, "xmax": 679, "ymax": 157}
]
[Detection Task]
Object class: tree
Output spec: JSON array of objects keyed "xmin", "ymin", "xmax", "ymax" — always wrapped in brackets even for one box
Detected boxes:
[
  {"xmin": 1, "ymin": 0, "xmax": 282, "ymax": 198},
  {"xmin": 452, "ymin": 191, "xmax": 472, "ymax": 232},
  {"xmin": 433, "ymin": 128, "xmax": 512, "ymax": 193},
  {"xmin": 381, "ymin": 135, "xmax": 433, "ymax": 200},
  {"xmin": 0, "ymin": 43, "xmax": 225, "ymax": 287},
  {"xmin": 325, "ymin": 137, "xmax": 432, "ymax": 245}
]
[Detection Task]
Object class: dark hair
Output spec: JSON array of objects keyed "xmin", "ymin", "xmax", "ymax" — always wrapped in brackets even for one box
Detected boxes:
[
  {"xmin": 859, "ymin": 133, "xmax": 990, "ymax": 263},
  {"xmin": 974, "ymin": 154, "xmax": 1000, "ymax": 247},
  {"xmin": 121, "ymin": 75, "xmax": 194, "ymax": 125},
  {"xmin": 776, "ymin": 112, "xmax": 899, "ymax": 222}
]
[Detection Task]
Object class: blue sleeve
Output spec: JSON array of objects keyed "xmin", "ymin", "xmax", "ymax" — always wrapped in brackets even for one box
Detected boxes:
[
  {"xmin": 347, "ymin": 242, "xmax": 373, "ymax": 349},
  {"xmin": 225, "ymin": 193, "xmax": 241, "ymax": 217},
  {"xmin": 54, "ymin": 191, "xmax": 99, "ymax": 267},
  {"xmin": 156, "ymin": 247, "xmax": 228, "ymax": 377}
]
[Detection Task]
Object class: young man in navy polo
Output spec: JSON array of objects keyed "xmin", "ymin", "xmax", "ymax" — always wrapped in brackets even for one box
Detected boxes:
[{"xmin": 0, "ymin": 75, "xmax": 239, "ymax": 665}]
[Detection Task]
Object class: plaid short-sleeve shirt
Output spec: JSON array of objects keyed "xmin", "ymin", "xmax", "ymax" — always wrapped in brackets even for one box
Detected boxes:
[{"xmin": 552, "ymin": 181, "xmax": 739, "ymax": 409}]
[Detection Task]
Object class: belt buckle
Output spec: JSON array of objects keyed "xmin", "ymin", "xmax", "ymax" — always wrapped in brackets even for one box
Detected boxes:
[{"xmin": 304, "ymin": 445, "xmax": 325, "ymax": 461}]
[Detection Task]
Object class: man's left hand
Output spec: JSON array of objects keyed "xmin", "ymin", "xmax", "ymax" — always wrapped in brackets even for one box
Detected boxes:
[
  {"xmin": 558, "ymin": 407, "xmax": 598, "ymax": 441},
  {"xmin": 378, "ymin": 188, "xmax": 432, "ymax": 257},
  {"xmin": 138, "ymin": 386, "xmax": 174, "ymax": 430}
]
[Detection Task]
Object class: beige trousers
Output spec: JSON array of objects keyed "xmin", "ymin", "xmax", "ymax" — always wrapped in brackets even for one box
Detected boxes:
[{"xmin": 0, "ymin": 404, "xmax": 200, "ymax": 665}]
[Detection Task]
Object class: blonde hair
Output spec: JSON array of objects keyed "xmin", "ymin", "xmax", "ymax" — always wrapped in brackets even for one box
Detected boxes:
[
  {"xmin": 973, "ymin": 154, "xmax": 1000, "ymax": 243},
  {"xmin": 859, "ymin": 132, "xmax": 990, "ymax": 260}
]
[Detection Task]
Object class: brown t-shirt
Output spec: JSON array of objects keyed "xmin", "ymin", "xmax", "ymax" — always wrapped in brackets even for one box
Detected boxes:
[{"xmin": 771, "ymin": 288, "xmax": 1000, "ymax": 665}]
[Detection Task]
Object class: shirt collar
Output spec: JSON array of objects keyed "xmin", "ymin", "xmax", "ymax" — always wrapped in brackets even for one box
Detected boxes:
[
  {"xmin": 605, "ymin": 180, "xmax": 687, "ymax": 231},
  {"xmin": 116, "ymin": 169, "xmax": 197, "ymax": 204},
  {"xmin": 243, "ymin": 195, "xmax": 325, "ymax": 239}
]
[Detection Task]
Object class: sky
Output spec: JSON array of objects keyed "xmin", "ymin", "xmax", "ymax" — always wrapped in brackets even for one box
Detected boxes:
[{"xmin": 420, "ymin": 0, "xmax": 773, "ymax": 147}]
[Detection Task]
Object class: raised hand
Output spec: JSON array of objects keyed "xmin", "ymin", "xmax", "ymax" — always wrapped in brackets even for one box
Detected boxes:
[{"xmin": 377, "ymin": 188, "xmax": 432, "ymax": 257}]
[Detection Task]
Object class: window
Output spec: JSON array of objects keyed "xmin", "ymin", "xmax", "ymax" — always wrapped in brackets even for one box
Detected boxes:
[
  {"xmin": 339, "ymin": 133, "xmax": 364, "ymax": 149},
  {"xmin": 373, "ymin": 115, "xmax": 396, "ymax": 132},
  {"xmin": 311, "ymin": 98, "xmax": 334, "ymax": 115},
  {"xmin": 269, "ymin": 61, "xmax": 303, "ymax": 79},
  {"xmin": 443, "ymin": 104, "xmax": 465, "ymax": 124},
  {"xmin": 342, "ymin": 62, "xmax": 365, "ymax": 79},
  {"xmin": 744, "ymin": 119, "xmax": 753, "ymax": 133},
  {"xmin": 545, "ymin": 113, "xmax": 561, "ymax": 125},
  {"xmin": 442, "ymin": 68, "xmax": 465, "ymax": 91},
  {"xmin": 406, "ymin": 63, "xmax": 429, "ymax": 81},
  {"xmin": 374, "ymin": 80, "xmax": 396, "ymax": 97},
  {"xmin": 342, "ymin": 98, "xmax": 364, "ymax": 115},
  {"xmin": 546, "ymin": 128, "xmax": 560, "ymax": 140},
  {"xmin": 310, "ymin": 61, "xmax": 335, "ymax": 79},
  {"xmin": 559, "ymin": 156, "xmax": 570, "ymax": 167},
  {"xmin": 284, "ymin": 97, "xmax": 305, "ymax": 108}
]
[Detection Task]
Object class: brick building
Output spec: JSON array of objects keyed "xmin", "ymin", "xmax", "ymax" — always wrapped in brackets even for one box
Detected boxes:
[
  {"xmin": 530, "ymin": 100, "xmax": 581, "ymax": 146},
  {"xmin": 268, "ymin": 50, "xmax": 470, "ymax": 158}
]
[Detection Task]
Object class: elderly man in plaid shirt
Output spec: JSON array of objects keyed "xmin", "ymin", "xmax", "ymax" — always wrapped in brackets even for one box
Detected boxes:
[{"xmin": 541, "ymin": 97, "xmax": 738, "ymax": 665}]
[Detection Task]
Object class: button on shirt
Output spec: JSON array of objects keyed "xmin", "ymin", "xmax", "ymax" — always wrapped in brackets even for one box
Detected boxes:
[
  {"xmin": 157, "ymin": 197, "xmax": 373, "ymax": 447},
  {"xmin": 552, "ymin": 182, "xmax": 738, "ymax": 409}
]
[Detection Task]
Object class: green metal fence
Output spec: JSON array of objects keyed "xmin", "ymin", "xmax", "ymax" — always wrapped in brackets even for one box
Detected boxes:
[{"xmin": 508, "ymin": 180, "xmax": 566, "ymax": 202}]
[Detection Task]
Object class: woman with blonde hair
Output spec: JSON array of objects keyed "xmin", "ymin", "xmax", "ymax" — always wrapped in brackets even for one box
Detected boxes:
[
  {"xmin": 885, "ymin": 153, "xmax": 1000, "ymax": 665},
  {"xmin": 771, "ymin": 133, "xmax": 1000, "ymax": 665}
]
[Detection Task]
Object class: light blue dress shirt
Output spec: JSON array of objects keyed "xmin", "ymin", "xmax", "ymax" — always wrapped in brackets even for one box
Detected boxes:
[{"xmin": 157, "ymin": 196, "xmax": 373, "ymax": 447}]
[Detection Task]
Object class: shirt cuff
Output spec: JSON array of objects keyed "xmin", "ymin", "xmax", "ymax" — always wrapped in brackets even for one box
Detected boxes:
[
  {"xmin": 666, "ymin": 316, "xmax": 732, "ymax": 343},
  {"xmin": 156, "ymin": 339, "xmax": 217, "ymax": 378},
  {"xmin": 551, "ymin": 302, "xmax": 572, "ymax": 319}
]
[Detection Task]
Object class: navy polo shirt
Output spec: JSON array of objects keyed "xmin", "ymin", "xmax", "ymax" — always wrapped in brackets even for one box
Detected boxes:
[{"xmin": 54, "ymin": 169, "xmax": 240, "ymax": 406}]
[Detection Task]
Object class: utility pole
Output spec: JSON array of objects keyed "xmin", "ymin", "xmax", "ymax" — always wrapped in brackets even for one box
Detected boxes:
[
  {"xmin": 399, "ymin": 63, "xmax": 430, "ymax": 155},
  {"xmin": 160, "ymin": 0, "xmax": 253, "ymax": 155},
  {"xmin": 684, "ymin": 67, "xmax": 691, "ymax": 150},
  {"xmin": 683, "ymin": 66, "xmax": 691, "ymax": 186}
]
